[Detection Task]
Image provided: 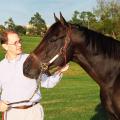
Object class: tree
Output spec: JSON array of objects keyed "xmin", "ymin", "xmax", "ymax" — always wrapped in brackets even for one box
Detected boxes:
[
  {"xmin": 93, "ymin": 0, "xmax": 120, "ymax": 38},
  {"xmin": 0, "ymin": 25, "xmax": 5, "ymax": 33},
  {"xmin": 15, "ymin": 25, "xmax": 26, "ymax": 35},
  {"xmin": 29, "ymin": 12, "xmax": 47, "ymax": 36},
  {"xmin": 69, "ymin": 11, "xmax": 82, "ymax": 25},
  {"xmin": 80, "ymin": 11, "xmax": 96, "ymax": 28},
  {"xmin": 4, "ymin": 17, "xmax": 16, "ymax": 31},
  {"xmin": 70, "ymin": 10, "xmax": 96, "ymax": 29}
]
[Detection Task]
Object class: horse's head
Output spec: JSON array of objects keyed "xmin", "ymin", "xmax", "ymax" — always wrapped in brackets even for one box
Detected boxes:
[{"xmin": 23, "ymin": 13, "xmax": 73, "ymax": 79}]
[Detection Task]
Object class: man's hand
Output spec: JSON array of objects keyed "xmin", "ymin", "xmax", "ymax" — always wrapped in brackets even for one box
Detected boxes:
[
  {"xmin": 59, "ymin": 64, "xmax": 69, "ymax": 72},
  {"xmin": 55, "ymin": 64, "xmax": 69, "ymax": 75},
  {"xmin": 0, "ymin": 100, "xmax": 8, "ymax": 112}
]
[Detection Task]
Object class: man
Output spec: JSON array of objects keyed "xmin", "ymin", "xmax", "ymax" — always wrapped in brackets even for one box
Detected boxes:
[{"xmin": 0, "ymin": 31, "xmax": 69, "ymax": 120}]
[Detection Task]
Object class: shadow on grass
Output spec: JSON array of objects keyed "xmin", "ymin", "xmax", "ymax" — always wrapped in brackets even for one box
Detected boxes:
[{"xmin": 90, "ymin": 103, "xmax": 108, "ymax": 120}]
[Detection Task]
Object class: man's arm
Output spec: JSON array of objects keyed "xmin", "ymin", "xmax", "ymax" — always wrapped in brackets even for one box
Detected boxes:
[{"xmin": 41, "ymin": 64, "xmax": 69, "ymax": 88}]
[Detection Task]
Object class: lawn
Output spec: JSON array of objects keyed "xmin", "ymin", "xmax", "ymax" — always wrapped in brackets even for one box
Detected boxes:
[{"xmin": 0, "ymin": 36, "xmax": 108, "ymax": 120}]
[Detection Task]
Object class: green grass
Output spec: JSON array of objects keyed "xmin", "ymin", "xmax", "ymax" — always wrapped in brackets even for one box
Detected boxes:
[
  {"xmin": 0, "ymin": 36, "xmax": 108, "ymax": 120},
  {"xmin": 41, "ymin": 68, "xmax": 108, "ymax": 120}
]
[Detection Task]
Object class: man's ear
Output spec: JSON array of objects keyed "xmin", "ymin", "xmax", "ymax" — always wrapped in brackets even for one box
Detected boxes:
[{"xmin": 2, "ymin": 44, "xmax": 8, "ymax": 51}]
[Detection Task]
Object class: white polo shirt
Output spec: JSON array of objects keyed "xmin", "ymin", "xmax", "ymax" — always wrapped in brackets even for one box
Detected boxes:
[{"xmin": 0, "ymin": 53, "xmax": 62, "ymax": 107}]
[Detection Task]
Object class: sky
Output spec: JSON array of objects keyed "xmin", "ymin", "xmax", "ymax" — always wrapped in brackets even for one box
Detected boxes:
[{"xmin": 0, "ymin": 0, "xmax": 97, "ymax": 26}]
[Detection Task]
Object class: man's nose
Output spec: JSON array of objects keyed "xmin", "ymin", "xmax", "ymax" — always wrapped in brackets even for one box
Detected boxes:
[{"xmin": 18, "ymin": 42, "xmax": 22, "ymax": 46}]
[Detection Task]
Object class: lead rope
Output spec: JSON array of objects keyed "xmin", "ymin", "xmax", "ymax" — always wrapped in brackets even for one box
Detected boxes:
[
  {"xmin": 28, "ymin": 71, "xmax": 43, "ymax": 101},
  {"xmin": 2, "ymin": 112, "xmax": 4, "ymax": 120}
]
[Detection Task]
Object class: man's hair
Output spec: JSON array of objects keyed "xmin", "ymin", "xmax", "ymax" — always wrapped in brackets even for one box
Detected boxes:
[{"xmin": 0, "ymin": 31, "xmax": 17, "ymax": 44}]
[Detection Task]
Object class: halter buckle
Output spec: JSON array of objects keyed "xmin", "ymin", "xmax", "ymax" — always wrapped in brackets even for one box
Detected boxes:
[{"xmin": 40, "ymin": 63, "xmax": 48, "ymax": 71}]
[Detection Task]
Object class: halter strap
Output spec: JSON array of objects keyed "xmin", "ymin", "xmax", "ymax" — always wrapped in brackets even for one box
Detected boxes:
[{"xmin": 30, "ymin": 25, "xmax": 72, "ymax": 72}]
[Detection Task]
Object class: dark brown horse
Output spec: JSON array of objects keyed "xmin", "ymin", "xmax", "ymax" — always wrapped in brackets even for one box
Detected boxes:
[{"xmin": 23, "ymin": 14, "xmax": 120, "ymax": 120}]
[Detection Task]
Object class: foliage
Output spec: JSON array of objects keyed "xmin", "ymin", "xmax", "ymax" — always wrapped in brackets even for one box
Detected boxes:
[
  {"xmin": 0, "ymin": 12, "xmax": 47, "ymax": 36},
  {"xmin": 70, "ymin": 10, "xmax": 97, "ymax": 29},
  {"xmin": 93, "ymin": 0, "xmax": 120, "ymax": 38},
  {"xmin": 0, "ymin": 25, "xmax": 5, "ymax": 34},
  {"xmin": 29, "ymin": 12, "xmax": 47, "ymax": 36},
  {"xmin": 4, "ymin": 17, "xmax": 16, "ymax": 31},
  {"xmin": 69, "ymin": 11, "xmax": 83, "ymax": 25},
  {"xmin": 15, "ymin": 25, "xmax": 26, "ymax": 35},
  {"xmin": 70, "ymin": 0, "xmax": 120, "ymax": 40}
]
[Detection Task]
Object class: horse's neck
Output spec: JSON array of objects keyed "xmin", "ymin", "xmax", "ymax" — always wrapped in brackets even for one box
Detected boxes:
[
  {"xmin": 72, "ymin": 47, "xmax": 94, "ymax": 71},
  {"xmin": 72, "ymin": 47, "xmax": 105, "ymax": 86}
]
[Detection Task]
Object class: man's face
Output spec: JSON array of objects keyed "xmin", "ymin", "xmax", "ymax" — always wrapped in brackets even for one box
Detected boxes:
[{"xmin": 7, "ymin": 33, "xmax": 22, "ymax": 55}]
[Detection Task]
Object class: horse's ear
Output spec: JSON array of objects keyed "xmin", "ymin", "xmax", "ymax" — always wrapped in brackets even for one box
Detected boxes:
[
  {"xmin": 54, "ymin": 13, "xmax": 59, "ymax": 22},
  {"xmin": 60, "ymin": 12, "xmax": 68, "ymax": 26}
]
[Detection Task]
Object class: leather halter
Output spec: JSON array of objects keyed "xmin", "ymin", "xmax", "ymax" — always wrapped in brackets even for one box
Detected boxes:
[{"xmin": 31, "ymin": 25, "xmax": 72, "ymax": 72}]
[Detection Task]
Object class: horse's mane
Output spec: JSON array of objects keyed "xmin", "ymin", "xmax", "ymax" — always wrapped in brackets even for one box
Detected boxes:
[{"xmin": 74, "ymin": 24, "xmax": 120, "ymax": 59}]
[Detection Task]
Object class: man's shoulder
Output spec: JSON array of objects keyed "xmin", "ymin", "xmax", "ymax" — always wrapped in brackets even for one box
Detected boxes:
[
  {"xmin": 0, "ymin": 58, "xmax": 6, "ymax": 64},
  {"xmin": 21, "ymin": 53, "xmax": 29, "ymax": 62},
  {"xmin": 22, "ymin": 53, "xmax": 29, "ymax": 58},
  {"xmin": 0, "ymin": 58, "xmax": 6, "ymax": 68}
]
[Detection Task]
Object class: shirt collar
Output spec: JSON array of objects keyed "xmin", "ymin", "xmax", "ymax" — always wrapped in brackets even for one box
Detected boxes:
[{"xmin": 5, "ymin": 53, "xmax": 22, "ymax": 63}]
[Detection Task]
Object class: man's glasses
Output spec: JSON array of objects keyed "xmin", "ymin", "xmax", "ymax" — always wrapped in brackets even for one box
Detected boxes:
[{"xmin": 7, "ymin": 40, "xmax": 22, "ymax": 46}]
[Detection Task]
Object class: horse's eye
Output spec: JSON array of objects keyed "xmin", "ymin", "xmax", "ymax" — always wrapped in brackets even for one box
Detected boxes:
[
  {"xmin": 49, "ymin": 35, "xmax": 65, "ymax": 42},
  {"xmin": 49, "ymin": 36, "xmax": 57, "ymax": 42}
]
